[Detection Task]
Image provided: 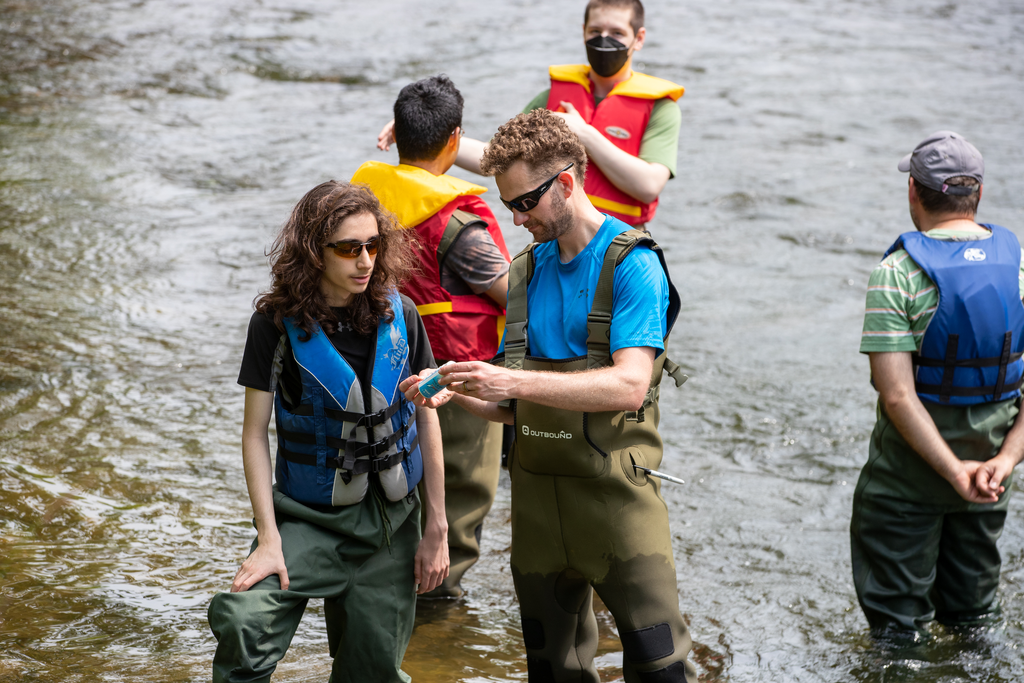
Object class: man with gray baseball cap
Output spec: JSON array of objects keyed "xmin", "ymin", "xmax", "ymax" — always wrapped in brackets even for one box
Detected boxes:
[
  {"xmin": 851, "ymin": 130, "xmax": 1024, "ymax": 641},
  {"xmin": 897, "ymin": 130, "xmax": 984, "ymax": 196}
]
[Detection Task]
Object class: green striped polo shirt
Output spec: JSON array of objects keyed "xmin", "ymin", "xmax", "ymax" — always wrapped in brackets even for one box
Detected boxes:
[{"xmin": 860, "ymin": 226, "xmax": 1024, "ymax": 354}]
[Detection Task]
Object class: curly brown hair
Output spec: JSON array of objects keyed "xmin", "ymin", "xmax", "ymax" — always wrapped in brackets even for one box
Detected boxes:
[
  {"xmin": 480, "ymin": 109, "xmax": 588, "ymax": 186},
  {"xmin": 255, "ymin": 181, "xmax": 416, "ymax": 338}
]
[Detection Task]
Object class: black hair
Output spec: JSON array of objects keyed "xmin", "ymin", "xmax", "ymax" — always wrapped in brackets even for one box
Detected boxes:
[
  {"xmin": 392, "ymin": 74, "xmax": 464, "ymax": 161},
  {"xmin": 914, "ymin": 176, "xmax": 981, "ymax": 217}
]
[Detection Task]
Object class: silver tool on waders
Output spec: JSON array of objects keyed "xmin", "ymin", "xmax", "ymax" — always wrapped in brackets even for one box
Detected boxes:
[{"xmin": 633, "ymin": 465, "xmax": 685, "ymax": 486}]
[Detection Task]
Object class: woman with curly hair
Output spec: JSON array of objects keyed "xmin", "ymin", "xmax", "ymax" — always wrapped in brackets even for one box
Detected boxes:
[{"xmin": 208, "ymin": 180, "xmax": 448, "ymax": 683}]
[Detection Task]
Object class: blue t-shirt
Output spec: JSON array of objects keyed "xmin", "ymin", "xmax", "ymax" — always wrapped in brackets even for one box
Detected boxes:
[{"xmin": 503, "ymin": 215, "xmax": 669, "ymax": 359}]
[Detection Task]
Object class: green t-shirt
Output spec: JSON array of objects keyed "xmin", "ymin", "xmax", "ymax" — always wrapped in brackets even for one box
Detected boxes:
[
  {"xmin": 860, "ymin": 226, "xmax": 1024, "ymax": 354},
  {"xmin": 523, "ymin": 88, "xmax": 681, "ymax": 178}
]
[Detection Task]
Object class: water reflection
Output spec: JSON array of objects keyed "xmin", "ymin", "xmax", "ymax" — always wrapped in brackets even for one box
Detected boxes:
[{"xmin": 2, "ymin": 0, "xmax": 1024, "ymax": 680}]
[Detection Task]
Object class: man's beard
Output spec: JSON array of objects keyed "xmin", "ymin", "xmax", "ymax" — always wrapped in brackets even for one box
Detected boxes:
[{"xmin": 524, "ymin": 190, "xmax": 574, "ymax": 243}]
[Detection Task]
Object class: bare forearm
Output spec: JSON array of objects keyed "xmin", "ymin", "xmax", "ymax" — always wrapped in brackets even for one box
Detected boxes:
[
  {"xmin": 576, "ymin": 127, "xmax": 669, "ymax": 204},
  {"xmin": 444, "ymin": 348, "xmax": 654, "ymax": 413},
  {"xmin": 241, "ymin": 431, "xmax": 280, "ymax": 543},
  {"xmin": 882, "ymin": 393, "xmax": 963, "ymax": 481},
  {"xmin": 415, "ymin": 408, "xmax": 447, "ymax": 534},
  {"xmin": 454, "ymin": 137, "xmax": 486, "ymax": 175},
  {"xmin": 513, "ymin": 364, "xmax": 647, "ymax": 412},
  {"xmin": 870, "ymin": 353, "xmax": 962, "ymax": 482},
  {"xmin": 450, "ymin": 393, "xmax": 514, "ymax": 424},
  {"xmin": 996, "ymin": 405, "xmax": 1024, "ymax": 465}
]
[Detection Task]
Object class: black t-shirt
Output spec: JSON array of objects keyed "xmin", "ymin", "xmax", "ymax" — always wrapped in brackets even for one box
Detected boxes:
[{"xmin": 237, "ymin": 294, "xmax": 436, "ymax": 411}]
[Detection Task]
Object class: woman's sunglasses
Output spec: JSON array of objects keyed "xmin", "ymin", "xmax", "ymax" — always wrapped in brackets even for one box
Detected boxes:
[
  {"xmin": 325, "ymin": 235, "xmax": 381, "ymax": 259},
  {"xmin": 500, "ymin": 163, "xmax": 574, "ymax": 213}
]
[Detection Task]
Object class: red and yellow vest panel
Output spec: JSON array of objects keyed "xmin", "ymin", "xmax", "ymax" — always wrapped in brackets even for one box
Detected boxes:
[
  {"xmin": 351, "ymin": 161, "xmax": 511, "ymax": 362},
  {"xmin": 546, "ymin": 64, "xmax": 684, "ymax": 225}
]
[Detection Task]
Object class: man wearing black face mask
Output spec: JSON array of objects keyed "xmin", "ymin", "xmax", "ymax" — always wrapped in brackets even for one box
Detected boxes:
[
  {"xmin": 520, "ymin": 0, "xmax": 684, "ymax": 229},
  {"xmin": 377, "ymin": 0, "xmax": 683, "ymax": 231}
]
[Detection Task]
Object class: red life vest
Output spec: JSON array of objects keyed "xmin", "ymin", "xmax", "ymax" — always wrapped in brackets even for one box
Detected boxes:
[
  {"xmin": 546, "ymin": 64, "xmax": 684, "ymax": 225},
  {"xmin": 351, "ymin": 162, "xmax": 511, "ymax": 362}
]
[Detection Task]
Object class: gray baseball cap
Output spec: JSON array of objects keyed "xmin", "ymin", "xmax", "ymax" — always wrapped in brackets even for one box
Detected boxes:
[{"xmin": 898, "ymin": 130, "xmax": 983, "ymax": 196}]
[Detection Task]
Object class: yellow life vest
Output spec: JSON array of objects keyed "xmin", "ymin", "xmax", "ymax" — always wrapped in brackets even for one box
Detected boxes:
[
  {"xmin": 350, "ymin": 161, "xmax": 487, "ymax": 228},
  {"xmin": 548, "ymin": 64, "xmax": 684, "ymax": 101}
]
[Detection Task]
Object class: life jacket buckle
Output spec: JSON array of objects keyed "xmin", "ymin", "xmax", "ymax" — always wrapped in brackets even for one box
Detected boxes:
[{"xmin": 358, "ymin": 407, "xmax": 388, "ymax": 429}]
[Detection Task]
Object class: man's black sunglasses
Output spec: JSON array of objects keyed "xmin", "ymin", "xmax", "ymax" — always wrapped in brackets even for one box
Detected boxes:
[{"xmin": 500, "ymin": 163, "xmax": 574, "ymax": 213}]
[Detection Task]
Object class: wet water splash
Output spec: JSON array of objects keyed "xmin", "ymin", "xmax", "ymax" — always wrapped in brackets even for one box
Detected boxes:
[{"xmin": 2, "ymin": 0, "xmax": 1024, "ymax": 681}]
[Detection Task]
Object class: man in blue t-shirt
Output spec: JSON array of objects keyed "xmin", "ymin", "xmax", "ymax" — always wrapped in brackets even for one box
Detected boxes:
[{"xmin": 402, "ymin": 109, "xmax": 697, "ymax": 683}]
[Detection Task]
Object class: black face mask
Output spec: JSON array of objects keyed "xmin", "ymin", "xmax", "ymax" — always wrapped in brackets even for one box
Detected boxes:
[{"xmin": 585, "ymin": 35, "xmax": 630, "ymax": 78}]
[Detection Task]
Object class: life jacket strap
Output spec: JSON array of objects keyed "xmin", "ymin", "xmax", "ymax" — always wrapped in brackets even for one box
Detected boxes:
[
  {"xmin": 279, "ymin": 410, "xmax": 412, "ymax": 456},
  {"xmin": 913, "ymin": 377, "xmax": 1024, "ymax": 400},
  {"xmin": 995, "ymin": 331, "xmax": 1013, "ymax": 400},
  {"xmin": 914, "ymin": 331, "xmax": 1022, "ymax": 403},
  {"xmin": 913, "ymin": 350, "xmax": 1024, "ymax": 368},
  {"xmin": 288, "ymin": 399, "xmax": 402, "ymax": 428},
  {"xmin": 279, "ymin": 435, "xmax": 420, "ymax": 473},
  {"xmin": 939, "ymin": 334, "xmax": 959, "ymax": 403},
  {"xmin": 339, "ymin": 408, "xmax": 414, "ymax": 473}
]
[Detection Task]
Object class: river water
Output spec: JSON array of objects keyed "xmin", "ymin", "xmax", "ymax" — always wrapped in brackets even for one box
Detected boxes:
[{"xmin": 2, "ymin": 0, "xmax": 1023, "ymax": 681}]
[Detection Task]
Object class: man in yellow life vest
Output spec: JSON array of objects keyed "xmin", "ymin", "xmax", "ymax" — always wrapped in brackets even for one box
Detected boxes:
[
  {"xmin": 377, "ymin": 0, "xmax": 684, "ymax": 231},
  {"xmin": 352, "ymin": 75, "xmax": 511, "ymax": 598}
]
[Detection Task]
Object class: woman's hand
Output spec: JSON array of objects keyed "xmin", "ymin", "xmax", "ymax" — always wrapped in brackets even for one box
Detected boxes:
[
  {"xmin": 414, "ymin": 520, "xmax": 449, "ymax": 594},
  {"xmin": 231, "ymin": 534, "xmax": 290, "ymax": 592},
  {"xmin": 398, "ymin": 373, "xmax": 454, "ymax": 409}
]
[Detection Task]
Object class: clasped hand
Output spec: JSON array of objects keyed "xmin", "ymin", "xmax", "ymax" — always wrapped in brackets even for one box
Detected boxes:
[{"xmin": 949, "ymin": 455, "xmax": 1011, "ymax": 504}]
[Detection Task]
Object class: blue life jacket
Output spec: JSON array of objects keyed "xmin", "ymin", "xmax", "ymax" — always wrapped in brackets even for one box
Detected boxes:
[
  {"xmin": 883, "ymin": 223, "xmax": 1024, "ymax": 405},
  {"xmin": 273, "ymin": 293, "xmax": 423, "ymax": 506}
]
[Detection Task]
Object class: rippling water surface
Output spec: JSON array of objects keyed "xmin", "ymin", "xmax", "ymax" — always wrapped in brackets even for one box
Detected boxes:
[{"xmin": 2, "ymin": 0, "xmax": 1024, "ymax": 680}]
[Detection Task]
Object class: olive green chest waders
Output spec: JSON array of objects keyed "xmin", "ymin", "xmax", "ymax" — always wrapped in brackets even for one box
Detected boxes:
[
  {"xmin": 208, "ymin": 487, "xmax": 419, "ymax": 683},
  {"xmin": 502, "ymin": 229, "xmax": 697, "ymax": 683},
  {"xmin": 850, "ymin": 398, "xmax": 1018, "ymax": 636},
  {"xmin": 422, "ymin": 210, "xmax": 504, "ymax": 599}
]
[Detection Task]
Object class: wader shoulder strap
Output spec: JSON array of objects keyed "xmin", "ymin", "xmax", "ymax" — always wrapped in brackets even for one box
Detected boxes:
[
  {"xmin": 436, "ymin": 209, "xmax": 489, "ymax": 272},
  {"xmin": 504, "ymin": 243, "xmax": 537, "ymax": 372},
  {"xmin": 587, "ymin": 229, "xmax": 650, "ymax": 369},
  {"xmin": 587, "ymin": 229, "xmax": 688, "ymax": 386}
]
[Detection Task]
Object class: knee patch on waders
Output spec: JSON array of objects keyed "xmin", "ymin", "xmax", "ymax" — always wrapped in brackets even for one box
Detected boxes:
[
  {"xmin": 526, "ymin": 655, "xmax": 556, "ymax": 683},
  {"xmin": 636, "ymin": 660, "xmax": 690, "ymax": 682},
  {"xmin": 521, "ymin": 617, "xmax": 545, "ymax": 650},
  {"xmin": 621, "ymin": 622, "xmax": 675, "ymax": 663}
]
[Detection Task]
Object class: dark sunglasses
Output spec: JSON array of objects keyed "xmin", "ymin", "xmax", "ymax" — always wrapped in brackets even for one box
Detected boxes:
[
  {"xmin": 325, "ymin": 235, "xmax": 381, "ymax": 259},
  {"xmin": 500, "ymin": 163, "xmax": 574, "ymax": 213}
]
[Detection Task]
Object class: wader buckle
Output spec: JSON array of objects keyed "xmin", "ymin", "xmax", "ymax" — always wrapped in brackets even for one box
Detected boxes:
[
  {"xmin": 663, "ymin": 358, "xmax": 688, "ymax": 388},
  {"xmin": 586, "ymin": 312, "xmax": 612, "ymax": 346},
  {"xmin": 505, "ymin": 321, "xmax": 528, "ymax": 349}
]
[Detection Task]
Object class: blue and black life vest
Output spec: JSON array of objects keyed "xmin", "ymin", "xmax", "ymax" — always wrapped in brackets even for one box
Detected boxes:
[
  {"xmin": 884, "ymin": 223, "xmax": 1024, "ymax": 406},
  {"xmin": 273, "ymin": 293, "xmax": 423, "ymax": 506}
]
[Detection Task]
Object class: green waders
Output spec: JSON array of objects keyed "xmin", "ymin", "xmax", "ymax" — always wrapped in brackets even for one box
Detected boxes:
[
  {"xmin": 209, "ymin": 487, "xmax": 419, "ymax": 683},
  {"xmin": 423, "ymin": 399, "xmax": 502, "ymax": 597},
  {"xmin": 850, "ymin": 397, "xmax": 1018, "ymax": 635},
  {"xmin": 502, "ymin": 230, "xmax": 696, "ymax": 683},
  {"xmin": 418, "ymin": 209, "xmax": 506, "ymax": 598}
]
